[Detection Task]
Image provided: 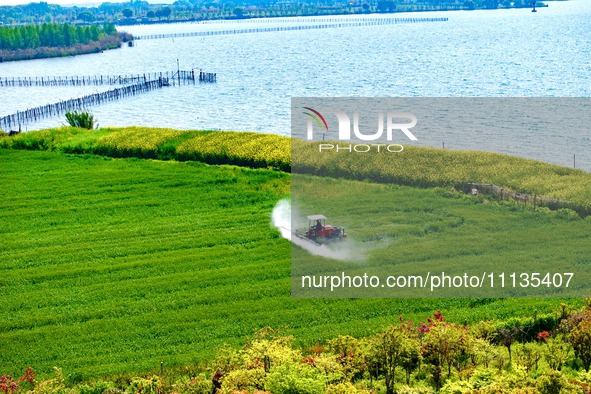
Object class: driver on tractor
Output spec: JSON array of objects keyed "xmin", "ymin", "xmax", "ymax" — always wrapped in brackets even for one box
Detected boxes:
[{"xmin": 315, "ymin": 219, "xmax": 323, "ymax": 233}]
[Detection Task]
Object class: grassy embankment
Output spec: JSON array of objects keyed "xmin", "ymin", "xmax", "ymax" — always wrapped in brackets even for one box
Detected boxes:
[
  {"xmin": 1, "ymin": 127, "xmax": 590, "ymax": 380},
  {"xmin": 2, "ymin": 126, "xmax": 589, "ymax": 213}
]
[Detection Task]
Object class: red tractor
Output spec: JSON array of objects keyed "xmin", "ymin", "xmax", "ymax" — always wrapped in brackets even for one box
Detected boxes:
[{"xmin": 295, "ymin": 214, "xmax": 347, "ymax": 245}]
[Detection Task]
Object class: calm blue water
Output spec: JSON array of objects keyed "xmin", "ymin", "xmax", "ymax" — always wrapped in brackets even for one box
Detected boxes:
[{"xmin": 0, "ymin": 0, "xmax": 590, "ymax": 170}]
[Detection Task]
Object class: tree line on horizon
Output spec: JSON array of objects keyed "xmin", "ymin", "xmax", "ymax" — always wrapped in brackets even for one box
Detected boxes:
[{"xmin": 0, "ymin": 0, "xmax": 541, "ymax": 26}]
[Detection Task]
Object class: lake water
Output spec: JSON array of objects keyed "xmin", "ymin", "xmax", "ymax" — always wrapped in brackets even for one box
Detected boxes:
[{"xmin": 0, "ymin": 0, "xmax": 590, "ymax": 170}]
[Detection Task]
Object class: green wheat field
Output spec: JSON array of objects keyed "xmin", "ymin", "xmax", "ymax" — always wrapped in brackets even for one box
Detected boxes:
[{"xmin": 1, "ymin": 127, "xmax": 590, "ymax": 381}]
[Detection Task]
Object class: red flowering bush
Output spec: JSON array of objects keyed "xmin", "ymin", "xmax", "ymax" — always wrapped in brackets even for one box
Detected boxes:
[
  {"xmin": 0, "ymin": 367, "xmax": 35, "ymax": 394},
  {"xmin": 0, "ymin": 375, "xmax": 19, "ymax": 394},
  {"xmin": 537, "ymin": 331, "xmax": 550, "ymax": 342}
]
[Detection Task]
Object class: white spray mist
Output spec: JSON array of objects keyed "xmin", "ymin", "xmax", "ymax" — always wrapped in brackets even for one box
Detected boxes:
[{"xmin": 271, "ymin": 199, "xmax": 363, "ymax": 262}]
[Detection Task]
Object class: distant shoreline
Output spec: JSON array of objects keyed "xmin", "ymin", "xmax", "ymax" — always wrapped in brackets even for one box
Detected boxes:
[
  {"xmin": 0, "ymin": 33, "xmax": 130, "ymax": 63},
  {"xmin": 115, "ymin": 3, "xmax": 548, "ymax": 26}
]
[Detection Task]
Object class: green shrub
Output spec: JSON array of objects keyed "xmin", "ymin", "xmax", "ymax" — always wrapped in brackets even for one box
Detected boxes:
[
  {"xmin": 569, "ymin": 318, "xmax": 591, "ymax": 372},
  {"xmin": 544, "ymin": 335, "xmax": 572, "ymax": 371},
  {"xmin": 172, "ymin": 376, "xmax": 212, "ymax": 394},
  {"xmin": 29, "ymin": 367, "xmax": 66, "ymax": 394},
  {"xmin": 101, "ymin": 389, "xmax": 124, "ymax": 394},
  {"xmin": 219, "ymin": 368, "xmax": 266, "ymax": 394},
  {"xmin": 325, "ymin": 382, "xmax": 372, "ymax": 394},
  {"xmin": 512, "ymin": 343, "xmax": 542, "ymax": 375},
  {"xmin": 242, "ymin": 335, "xmax": 301, "ymax": 369},
  {"xmin": 536, "ymin": 369, "xmax": 579, "ymax": 394},
  {"xmin": 553, "ymin": 208, "xmax": 581, "ymax": 221},
  {"xmin": 327, "ymin": 335, "xmax": 367, "ymax": 381},
  {"xmin": 509, "ymin": 388, "xmax": 538, "ymax": 394},
  {"xmin": 78, "ymin": 381, "xmax": 111, "ymax": 394},
  {"xmin": 440, "ymin": 380, "xmax": 472, "ymax": 394},
  {"xmin": 468, "ymin": 368, "xmax": 496, "ymax": 390},
  {"xmin": 369, "ymin": 325, "xmax": 418, "ymax": 394},
  {"xmin": 127, "ymin": 376, "xmax": 163, "ymax": 394},
  {"xmin": 65, "ymin": 111, "xmax": 97, "ymax": 130},
  {"xmin": 264, "ymin": 363, "xmax": 326, "ymax": 394},
  {"xmin": 307, "ymin": 354, "xmax": 346, "ymax": 384},
  {"xmin": 396, "ymin": 385, "xmax": 435, "ymax": 394},
  {"xmin": 422, "ymin": 323, "xmax": 470, "ymax": 390}
]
